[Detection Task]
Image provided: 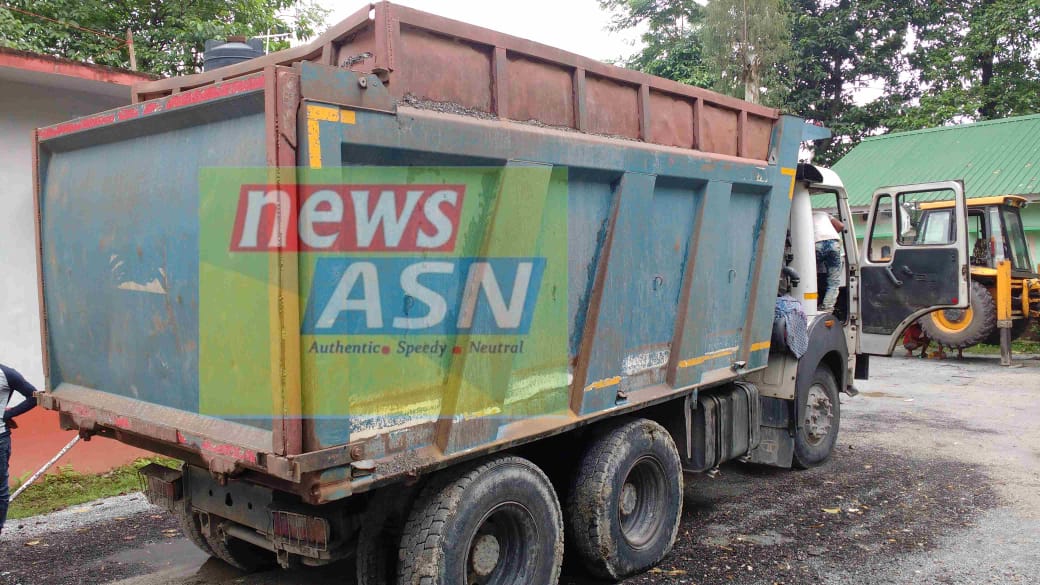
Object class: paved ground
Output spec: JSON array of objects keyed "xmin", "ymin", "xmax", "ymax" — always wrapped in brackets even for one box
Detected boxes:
[{"xmin": 1, "ymin": 353, "xmax": 1037, "ymax": 585}]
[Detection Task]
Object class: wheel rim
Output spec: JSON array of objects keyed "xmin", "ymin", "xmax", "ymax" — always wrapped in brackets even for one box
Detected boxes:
[
  {"xmin": 465, "ymin": 502, "xmax": 538, "ymax": 585},
  {"xmin": 930, "ymin": 305, "xmax": 974, "ymax": 333},
  {"xmin": 617, "ymin": 456, "xmax": 667, "ymax": 550},
  {"xmin": 803, "ymin": 384, "xmax": 834, "ymax": 446}
]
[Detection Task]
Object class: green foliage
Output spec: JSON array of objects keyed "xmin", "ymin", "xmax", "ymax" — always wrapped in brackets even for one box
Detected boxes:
[
  {"xmin": 602, "ymin": 0, "xmax": 1040, "ymax": 167},
  {"xmin": 8, "ymin": 456, "xmax": 180, "ymax": 520},
  {"xmin": 961, "ymin": 339, "xmax": 1040, "ymax": 355},
  {"xmin": 784, "ymin": 0, "xmax": 916, "ymax": 165},
  {"xmin": 702, "ymin": 0, "xmax": 791, "ymax": 105},
  {"xmin": 598, "ymin": 0, "xmax": 716, "ymax": 87},
  {"xmin": 0, "ymin": 0, "xmax": 328, "ymax": 77},
  {"xmin": 899, "ymin": 0, "xmax": 1040, "ymax": 128}
]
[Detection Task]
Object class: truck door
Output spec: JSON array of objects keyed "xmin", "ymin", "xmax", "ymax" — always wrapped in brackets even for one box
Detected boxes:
[{"xmin": 858, "ymin": 181, "xmax": 969, "ymax": 355}]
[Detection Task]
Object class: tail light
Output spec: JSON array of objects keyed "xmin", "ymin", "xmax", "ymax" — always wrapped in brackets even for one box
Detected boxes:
[{"xmin": 272, "ymin": 510, "xmax": 329, "ymax": 551}]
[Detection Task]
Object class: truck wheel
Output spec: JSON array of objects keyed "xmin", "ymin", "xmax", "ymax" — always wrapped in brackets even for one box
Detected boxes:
[
  {"xmin": 174, "ymin": 502, "xmax": 214, "ymax": 556},
  {"xmin": 204, "ymin": 526, "xmax": 275, "ymax": 572},
  {"xmin": 793, "ymin": 366, "xmax": 841, "ymax": 469},
  {"xmin": 396, "ymin": 455, "xmax": 563, "ymax": 585},
  {"xmin": 565, "ymin": 418, "xmax": 682, "ymax": 580},
  {"xmin": 921, "ymin": 281, "xmax": 997, "ymax": 348},
  {"xmin": 356, "ymin": 488, "xmax": 411, "ymax": 585}
]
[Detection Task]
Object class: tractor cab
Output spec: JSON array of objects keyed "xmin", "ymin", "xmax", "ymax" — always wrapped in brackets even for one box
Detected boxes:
[
  {"xmin": 912, "ymin": 195, "xmax": 1039, "ymax": 348},
  {"xmin": 916, "ymin": 196, "xmax": 1037, "ymax": 279}
]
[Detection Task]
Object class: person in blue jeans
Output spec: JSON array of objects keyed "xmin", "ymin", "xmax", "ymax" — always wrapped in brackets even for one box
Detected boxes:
[
  {"xmin": 0, "ymin": 364, "xmax": 38, "ymax": 534},
  {"xmin": 813, "ymin": 211, "xmax": 845, "ymax": 313}
]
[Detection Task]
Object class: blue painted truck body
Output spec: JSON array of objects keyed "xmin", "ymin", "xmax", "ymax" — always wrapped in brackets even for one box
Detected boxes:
[{"xmin": 36, "ymin": 57, "xmax": 804, "ymax": 502}]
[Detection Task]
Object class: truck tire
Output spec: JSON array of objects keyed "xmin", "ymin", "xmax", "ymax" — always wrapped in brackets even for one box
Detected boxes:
[
  {"xmin": 396, "ymin": 455, "xmax": 563, "ymax": 585},
  {"xmin": 565, "ymin": 418, "xmax": 682, "ymax": 580},
  {"xmin": 356, "ymin": 487, "xmax": 412, "ymax": 585},
  {"xmin": 204, "ymin": 525, "xmax": 275, "ymax": 572},
  {"xmin": 174, "ymin": 501, "xmax": 214, "ymax": 556},
  {"xmin": 793, "ymin": 366, "xmax": 841, "ymax": 469},
  {"xmin": 921, "ymin": 281, "xmax": 997, "ymax": 348}
]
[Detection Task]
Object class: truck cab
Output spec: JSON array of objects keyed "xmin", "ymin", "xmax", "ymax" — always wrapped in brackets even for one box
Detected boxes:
[{"xmin": 749, "ymin": 162, "xmax": 972, "ymax": 468}]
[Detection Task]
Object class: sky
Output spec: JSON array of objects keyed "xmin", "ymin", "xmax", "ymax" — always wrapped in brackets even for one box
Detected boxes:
[{"xmin": 318, "ymin": 0, "xmax": 643, "ymax": 63}]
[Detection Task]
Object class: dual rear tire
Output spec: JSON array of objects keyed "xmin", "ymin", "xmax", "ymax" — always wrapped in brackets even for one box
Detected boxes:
[
  {"xmin": 395, "ymin": 455, "xmax": 564, "ymax": 585},
  {"xmin": 390, "ymin": 418, "xmax": 684, "ymax": 585}
]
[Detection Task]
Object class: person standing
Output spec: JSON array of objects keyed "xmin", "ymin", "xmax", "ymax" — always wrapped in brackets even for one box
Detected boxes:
[
  {"xmin": 813, "ymin": 211, "xmax": 845, "ymax": 313},
  {"xmin": 0, "ymin": 364, "xmax": 38, "ymax": 534}
]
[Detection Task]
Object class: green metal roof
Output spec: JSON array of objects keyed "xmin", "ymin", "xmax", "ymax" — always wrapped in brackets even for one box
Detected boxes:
[{"xmin": 831, "ymin": 114, "xmax": 1040, "ymax": 208}]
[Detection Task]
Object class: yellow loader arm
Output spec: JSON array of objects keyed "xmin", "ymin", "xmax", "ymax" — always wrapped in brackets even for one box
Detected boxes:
[{"xmin": 1028, "ymin": 278, "xmax": 1040, "ymax": 319}]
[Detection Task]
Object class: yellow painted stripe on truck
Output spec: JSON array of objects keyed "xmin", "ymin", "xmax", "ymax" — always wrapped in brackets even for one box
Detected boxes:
[
  {"xmin": 678, "ymin": 347, "xmax": 737, "ymax": 369},
  {"xmin": 584, "ymin": 376, "xmax": 621, "ymax": 392},
  {"xmin": 781, "ymin": 167, "xmax": 797, "ymax": 199},
  {"xmin": 307, "ymin": 119, "xmax": 322, "ymax": 169},
  {"xmin": 750, "ymin": 341, "xmax": 771, "ymax": 352},
  {"xmin": 307, "ymin": 104, "xmax": 340, "ymax": 122},
  {"xmin": 306, "ymin": 106, "xmax": 356, "ymax": 169}
]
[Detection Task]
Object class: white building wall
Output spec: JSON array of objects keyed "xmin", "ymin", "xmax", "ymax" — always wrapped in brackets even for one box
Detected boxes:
[{"xmin": 0, "ymin": 80, "xmax": 126, "ymax": 388}]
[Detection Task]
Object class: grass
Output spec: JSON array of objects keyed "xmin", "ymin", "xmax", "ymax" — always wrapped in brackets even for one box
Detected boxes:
[
  {"xmin": 961, "ymin": 339, "xmax": 1040, "ymax": 355},
  {"xmin": 8, "ymin": 456, "xmax": 180, "ymax": 520}
]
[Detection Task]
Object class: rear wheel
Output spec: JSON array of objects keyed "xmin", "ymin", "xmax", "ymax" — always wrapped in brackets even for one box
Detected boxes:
[
  {"xmin": 396, "ymin": 455, "xmax": 563, "ymax": 585},
  {"xmin": 921, "ymin": 281, "xmax": 996, "ymax": 348},
  {"xmin": 174, "ymin": 501, "xmax": 213, "ymax": 556},
  {"xmin": 356, "ymin": 487, "xmax": 412, "ymax": 585},
  {"xmin": 203, "ymin": 524, "xmax": 275, "ymax": 572},
  {"xmin": 793, "ymin": 366, "xmax": 841, "ymax": 469},
  {"xmin": 565, "ymin": 418, "xmax": 682, "ymax": 580}
]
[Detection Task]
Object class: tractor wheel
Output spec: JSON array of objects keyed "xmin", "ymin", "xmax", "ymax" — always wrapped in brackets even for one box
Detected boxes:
[{"xmin": 921, "ymin": 281, "xmax": 997, "ymax": 349}]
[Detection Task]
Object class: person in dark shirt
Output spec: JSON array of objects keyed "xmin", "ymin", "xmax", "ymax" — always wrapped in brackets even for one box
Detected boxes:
[{"xmin": 0, "ymin": 365, "xmax": 38, "ymax": 534}]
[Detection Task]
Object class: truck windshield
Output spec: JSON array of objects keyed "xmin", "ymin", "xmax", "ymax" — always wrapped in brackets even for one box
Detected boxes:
[{"xmin": 1001, "ymin": 206, "xmax": 1033, "ymax": 271}]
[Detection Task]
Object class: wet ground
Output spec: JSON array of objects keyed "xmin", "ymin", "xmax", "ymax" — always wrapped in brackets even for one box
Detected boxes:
[{"xmin": 2, "ymin": 353, "xmax": 1038, "ymax": 585}]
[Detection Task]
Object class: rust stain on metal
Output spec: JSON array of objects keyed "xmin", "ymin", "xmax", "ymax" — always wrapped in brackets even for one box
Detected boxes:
[{"xmin": 128, "ymin": 2, "xmax": 776, "ymax": 161}]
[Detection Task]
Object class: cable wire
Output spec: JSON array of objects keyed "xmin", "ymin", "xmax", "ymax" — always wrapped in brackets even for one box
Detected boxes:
[{"xmin": 0, "ymin": 3, "xmax": 127, "ymax": 45}]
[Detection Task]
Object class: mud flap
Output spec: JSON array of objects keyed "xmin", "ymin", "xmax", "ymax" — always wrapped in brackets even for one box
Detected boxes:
[{"xmin": 747, "ymin": 396, "xmax": 794, "ymax": 468}]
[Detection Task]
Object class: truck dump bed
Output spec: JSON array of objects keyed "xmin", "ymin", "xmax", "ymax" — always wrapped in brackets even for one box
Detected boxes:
[{"xmin": 35, "ymin": 2, "xmax": 803, "ymax": 503}]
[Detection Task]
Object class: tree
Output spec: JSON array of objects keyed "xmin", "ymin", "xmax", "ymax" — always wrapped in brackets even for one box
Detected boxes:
[
  {"xmin": 598, "ymin": 0, "xmax": 716, "ymax": 87},
  {"xmin": 783, "ymin": 0, "xmax": 916, "ymax": 164},
  {"xmin": 0, "ymin": 0, "xmax": 327, "ymax": 77},
  {"xmin": 898, "ymin": 0, "xmax": 1040, "ymax": 129},
  {"xmin": 702, "ymin": 0, "xmax": 791, "ymax": 105}
]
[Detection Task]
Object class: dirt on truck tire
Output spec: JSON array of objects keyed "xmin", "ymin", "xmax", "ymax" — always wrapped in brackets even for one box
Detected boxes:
[{"xmin": 396, "ymin": 455, "xmax": 564, "ymax": 585}]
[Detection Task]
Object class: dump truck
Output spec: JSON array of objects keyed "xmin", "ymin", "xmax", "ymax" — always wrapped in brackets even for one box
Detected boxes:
[
  {"xmin": 909, "ymin": 196, "xmax": 1040, "ymax": 349},
  {"xmin": 32, "ymin": 3, "xmax": 973, "ymax": 583}
]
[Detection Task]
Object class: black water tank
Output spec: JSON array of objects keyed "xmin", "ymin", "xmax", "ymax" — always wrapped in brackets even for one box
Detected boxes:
[{"xmin": 203, "ymin": 36, "xmax": 264, "ymax": 71}]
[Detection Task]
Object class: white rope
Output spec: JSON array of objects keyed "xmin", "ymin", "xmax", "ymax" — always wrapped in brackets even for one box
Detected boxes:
[{"xmin": 10, "ymin": 435, "xmax": 81, "ymax": 502}]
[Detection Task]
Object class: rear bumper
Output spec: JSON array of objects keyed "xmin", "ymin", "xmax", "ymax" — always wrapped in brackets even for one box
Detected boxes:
[{"xmin": 40, "ymin": 384, "xmax": 297, "ymax": 481}]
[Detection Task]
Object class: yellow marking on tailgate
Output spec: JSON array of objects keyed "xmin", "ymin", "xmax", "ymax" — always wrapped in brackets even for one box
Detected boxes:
[
  {"xmin": 584, "ymin": 376, "xmax": 621, "ymax": 392},
  {"xmin": 306, "ymin": 106, "xmax": 356, "ymax": 169},
  {"xmin": 307, "ymin": 119, "xmax": 322, "ymax": 169}
]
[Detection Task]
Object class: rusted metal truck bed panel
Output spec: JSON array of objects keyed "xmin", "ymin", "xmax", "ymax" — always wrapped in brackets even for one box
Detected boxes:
[
  {"xmin": 131, "ymin": 2, "xmax": 778, "ymax": 161},
  {"xmin": 37, "ymin": 18, "xmax": 801, "ymax": 504}
]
